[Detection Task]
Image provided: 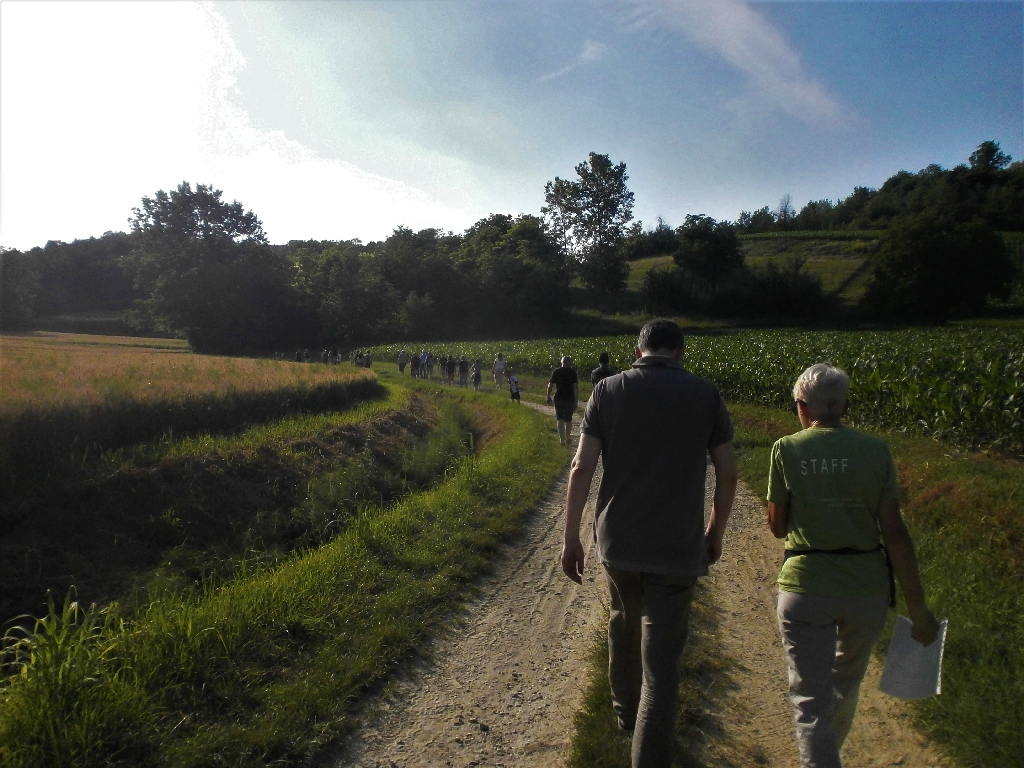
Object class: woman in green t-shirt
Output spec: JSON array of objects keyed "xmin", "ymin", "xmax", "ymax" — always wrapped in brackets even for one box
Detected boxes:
[{"xmin": 767, "ymin": 363, "xmax": 939, "ymax": 768}]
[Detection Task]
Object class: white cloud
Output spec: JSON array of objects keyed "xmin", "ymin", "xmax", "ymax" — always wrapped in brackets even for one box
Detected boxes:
[
  {"xmin": 539, "ymin": 39, "xmax": 608, "ymax": 82},
  {"xmin": 0, "ymin": 1, "xmax": 474, "ymax": 250},
  {"xmin": 641, "ymin": 0, "xmax": 845, "ymax": 125}
]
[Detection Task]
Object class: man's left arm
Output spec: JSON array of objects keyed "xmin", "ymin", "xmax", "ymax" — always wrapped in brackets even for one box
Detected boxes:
[
  {"xmin": 562, "ymin": 433, "xmax": 601, "ymax": 583},
  {"xmin": 706, "ymin": 441, "xmax": 737, "ymax": 565}
]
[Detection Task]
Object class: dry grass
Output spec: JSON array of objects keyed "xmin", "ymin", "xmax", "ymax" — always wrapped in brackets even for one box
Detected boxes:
[
  {"xmin": 0, "ymin": 332, "xmax": 371, "ymax": 414},
  {"xmin": 0, "ymin": 333, "xmax": 383, "ymax": 497}
]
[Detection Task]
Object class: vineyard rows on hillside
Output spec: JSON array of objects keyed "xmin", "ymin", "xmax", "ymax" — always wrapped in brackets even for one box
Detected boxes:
[{"xmin": 370, "ymin": 328, "xmax": 1024, "ymax": 454}]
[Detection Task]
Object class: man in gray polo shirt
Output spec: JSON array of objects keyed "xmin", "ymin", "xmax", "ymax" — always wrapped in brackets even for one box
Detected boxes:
[{"xmin": 561, "ymin": 318, "xmax": 737, "ymax": 768}]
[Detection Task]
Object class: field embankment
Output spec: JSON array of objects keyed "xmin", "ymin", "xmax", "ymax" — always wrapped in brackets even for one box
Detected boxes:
[{"xmin": 0, "ymin": 334, "xmax": 570, "ymax": 767}]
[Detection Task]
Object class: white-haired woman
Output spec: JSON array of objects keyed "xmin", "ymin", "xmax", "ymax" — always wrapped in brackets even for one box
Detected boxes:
[{"xmin": 767, "ymin": 363, "xmax": 938, "ymax": 768}]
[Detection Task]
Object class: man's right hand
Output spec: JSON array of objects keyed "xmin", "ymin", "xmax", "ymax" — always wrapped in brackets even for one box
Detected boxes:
[
  {"xmin": 561, "ymin": 537, "xmax": 585, "ymax": 584},
  {"xmin": 910, "ymin": 605, "xmax": 940, "ymax": 646}
]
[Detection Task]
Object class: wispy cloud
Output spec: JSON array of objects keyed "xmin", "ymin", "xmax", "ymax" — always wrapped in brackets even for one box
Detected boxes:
[
  {"xmin": 538, "ymin": 40, "xmax": 607, "ymax": 82},
  {"xmin": 641, "ymin": 0, "xmax": 845, "ymax": 125}
]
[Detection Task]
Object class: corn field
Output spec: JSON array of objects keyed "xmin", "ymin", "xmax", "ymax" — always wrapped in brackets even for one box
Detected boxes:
[{"xmin": 369, "ymin": 328, "xmax": 1024, "ymax": 454}]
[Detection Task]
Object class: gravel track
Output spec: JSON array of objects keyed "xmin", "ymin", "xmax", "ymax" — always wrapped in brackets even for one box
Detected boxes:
[{"xmin": 333, "ymin": 404, "xmax": 955, "ymax": 768}]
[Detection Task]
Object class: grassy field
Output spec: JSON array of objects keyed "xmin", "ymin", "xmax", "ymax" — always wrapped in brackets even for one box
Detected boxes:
[
  {"xmin": 0, "ymin": 333, "xmax": 570, "ymax": 767},
  {"xmin": 0, "ymin": 333, "xmax": 383, "ymax": 497}
]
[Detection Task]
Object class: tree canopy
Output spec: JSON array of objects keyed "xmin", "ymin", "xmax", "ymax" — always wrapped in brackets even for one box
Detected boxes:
[
  {"xmin": 126, "ymin": 182, "xmax": 306, "ymax": 353},
  {"xmin": 673, "ymin": 214, "xmax": 743, "ymax": 295},
  {"xmin": 542, "ymin": 152, "xmax": 634, "ymax": 291},
  {"xmin": 738, "ymin": 141, "xmax": 1024, "ymax": 233},
  {"xmin": 864, "ymin": 213, "xmax": 1016, "ymax": 323}
]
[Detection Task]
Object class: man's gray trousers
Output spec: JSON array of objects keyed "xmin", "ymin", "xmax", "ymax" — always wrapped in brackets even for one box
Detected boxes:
[{"xmin": 604, "ymin": 566, "xmax": 697, "ymax": 768}]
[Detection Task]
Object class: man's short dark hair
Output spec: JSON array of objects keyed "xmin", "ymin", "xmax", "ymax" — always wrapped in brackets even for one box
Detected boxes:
[
  {"xmin": 637, "ymin": 318, "xmax": 684, "ymax": 353},
  {"xmin": 599, "ymin": 352, "xmax": 610, "ymax": 364}
]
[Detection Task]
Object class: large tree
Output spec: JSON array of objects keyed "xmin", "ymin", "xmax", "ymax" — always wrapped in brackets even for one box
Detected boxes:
[
  {"xmin": 542, "ymin": 152, "xmax": 634, "ymax": 291},
  {"xmin": 673, "ymin": 214, "xmax": 743, "ymax": 296},
  {"xmin": 0, "ymin": 247, "xmax": 40, "ymax": 331},
  {"xmin": 969, "ymin": 140, "xmax": 1012, "ymax": 172},
  {"xmin": 126, "ymin": 182, "xmax": 305, "ymax": 353},
  {"xmin": 863, "ymin": 212, "xmax": 1016, "ymax": 323}
]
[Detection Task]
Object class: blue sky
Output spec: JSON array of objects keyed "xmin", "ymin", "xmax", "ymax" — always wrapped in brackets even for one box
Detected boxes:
[{"xmin": 1, "ymin": 1, "xmax": 1021, "ymax": 249}]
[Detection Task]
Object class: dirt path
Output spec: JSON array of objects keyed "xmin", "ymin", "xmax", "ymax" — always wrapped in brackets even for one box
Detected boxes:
[
  {"xmin": 333, "ymin": 409, "xmax": 606, "ymax": 768},
  {"xmin": 332, "ymin": 408, "xmax": 955, "ymax": 768},
  {"xmin": 702, "ymin": 472, "xmax": 955, "ymax": 768}
]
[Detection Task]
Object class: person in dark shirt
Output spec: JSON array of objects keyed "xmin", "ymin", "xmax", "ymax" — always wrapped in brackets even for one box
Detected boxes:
[
  {"xmin": 590, "ymin": 352, "xmax": 617, "ymax": 386},
  {"xmin": 546, "ymin": 355, "xmax": 579, "ymax": 446},
  {"xmin": 562, "ymin": 318, "xmax": 737, "ymax": 767},
  {"xmin": 458, "ymin": 356, "xmax": 469, "ymax": 387}
]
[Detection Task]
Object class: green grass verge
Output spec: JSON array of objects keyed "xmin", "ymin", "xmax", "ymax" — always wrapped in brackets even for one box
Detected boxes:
[
  {"xmin": 1, "ymin": 385, "xmax": 458, "ymax": 628},
  {"xmin": 0, "ymin": 388, "xmax": 569, "ymax": 767},
  {"xmin": 731, "ymin": 403, "xmax": 1023, "ymax": 768}
]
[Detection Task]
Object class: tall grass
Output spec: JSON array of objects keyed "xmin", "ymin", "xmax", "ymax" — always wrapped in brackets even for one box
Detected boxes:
[
  {"xmin": 0, "ymin": 391, "xmax": 567, "ymax": 767},
  {"xmin": 0, "ymin": 384, "xmax": 483, "ymax": 632}
]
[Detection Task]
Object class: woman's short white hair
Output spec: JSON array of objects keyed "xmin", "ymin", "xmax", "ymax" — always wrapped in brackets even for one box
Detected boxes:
[{"xmin": 792, "ymin": 363, "xmax": 850, "ymax": 419}]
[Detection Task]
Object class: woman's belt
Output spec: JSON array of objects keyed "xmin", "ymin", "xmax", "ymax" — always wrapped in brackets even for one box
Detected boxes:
[{"xmin": 783, "ymin": 545, "xmax": 896, "ymax": 608}]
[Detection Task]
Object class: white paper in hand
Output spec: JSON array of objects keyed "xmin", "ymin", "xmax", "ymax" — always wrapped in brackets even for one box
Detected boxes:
[{"xmin": 879, "ymin": 615, "xmax": 948, "ymax": 700}]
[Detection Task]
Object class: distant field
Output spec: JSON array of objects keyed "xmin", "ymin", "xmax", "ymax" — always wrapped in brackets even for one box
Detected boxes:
[
  {"xmin": 744, "ymin": 255, "xmax": 870, "ymax": 298},
  {"xmin": 0, "ymin": 332, "xmax": 382, "ymax": 495},
  {"xmin": 625, "ymin": 255, "xmax": 674, "ymax": 292},
  {"xmin": 0, "ymin": 332, "xmax": 368, "ymax": 412},
  {"xmin": 626, "ymin": 247, "xmax": 872, "ymax": 303}
]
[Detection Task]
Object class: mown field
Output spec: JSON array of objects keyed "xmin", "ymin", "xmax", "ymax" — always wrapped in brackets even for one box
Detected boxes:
[{"xmin": 0, "ymin": 333, "xmax": 569, "ymax": 767}]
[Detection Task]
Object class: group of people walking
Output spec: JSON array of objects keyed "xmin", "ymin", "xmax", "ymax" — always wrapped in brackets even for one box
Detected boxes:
[
  {"xmin": 558, "ymin": 319, "xmax": 938, "ymax": 768},
  {"xmin": 395, "ymin": 350, "xmax": 525, "ymax": 398}
]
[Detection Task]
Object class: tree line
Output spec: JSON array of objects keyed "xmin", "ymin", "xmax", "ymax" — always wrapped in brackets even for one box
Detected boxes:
[
  {"xmin": 735, "ymin": 140, "xmax": 1024, "ymax": 234},
  {"xmin": 1, "ymin": 142, "xmax": 1020, "ymax": 345}
]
